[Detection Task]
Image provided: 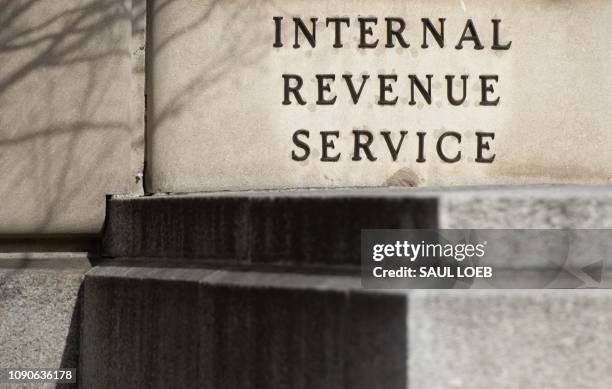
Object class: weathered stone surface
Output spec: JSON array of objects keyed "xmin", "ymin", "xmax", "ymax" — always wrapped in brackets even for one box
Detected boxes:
[
  {"xmin": 103, "ymin": 185, "xmax": 612, "ymax": 265},
  {"xmin": 81, "ymin": 264, "xmax": 407, "ymax": 389},
  {"xmin": 410, "ymin": 290, "xmax": 612, "ymax": 389},
  {"xmin": 147, "ymin": 0, "xmax": 612, "ymax": 193},
  {"xmin": 82, "ymin": 264, "xmax": 612, "ymax": 389},
  {"xmin": 435, "ymin": 185, "xmax": 612, "ymax": 284},
  {"xmin": 0, "ymin": 255, "xmax": 89, "ymax": 387},
  {"xmin": 102, "ymin": 190, "xmax": 438, "ymax": 263},
  {"xmin": 0, "ymin": 0, "xmax": 143, "ymax": 234},
  {"xmin": 437, "ymin": 185, "xmax": 612, "ymax": 228}
]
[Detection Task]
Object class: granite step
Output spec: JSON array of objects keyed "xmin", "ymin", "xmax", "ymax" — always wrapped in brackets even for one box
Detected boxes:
[
  {"xmin": 81, "ymin": 263, "xmax": 407, "ymax": 389},
  {"xmin": 81, "ymin": 261, "xmax": 612, "ymax": 389},
  {"xmin": 102, "ymin": 186, "xmax": 612, "ymax": 267},
  {"xmin": 102, "ymin": 189, "xmax": 439, "ymax": 265}
]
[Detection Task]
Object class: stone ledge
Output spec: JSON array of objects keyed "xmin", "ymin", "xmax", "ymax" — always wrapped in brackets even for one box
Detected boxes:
[
  {"xmin": 102, "ymin": 188, "xmax": 438, "ymax": 264},
  {"xmin": 103, "ymin": 185, "xmax": 612, "ymax": 265},
  {"xmin": 437, "ymin": 185, "xmax": 612, "ymax": 229},
  {"xmin": 81, "ymin": 263, "xmax": 407, "ymax": 389},
  {"xmin": 81, "ymin": 263, "xmax": 612, "ymax": 388},
  {"xmin": 410, "ymin": 290, "xmax": 612, "ymax": 389}
]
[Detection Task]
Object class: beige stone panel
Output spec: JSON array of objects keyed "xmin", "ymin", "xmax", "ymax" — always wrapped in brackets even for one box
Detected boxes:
[
  {"xmin": 0, "ymin": 0, "xmax": 143, "ymax": 234},
  {"xmin": 148, "ymin": 0, "xmax": 612, "ymax": 192}
]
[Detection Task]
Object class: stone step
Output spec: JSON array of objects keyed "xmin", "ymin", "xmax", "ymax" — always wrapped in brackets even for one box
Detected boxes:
[
  {"xmin": 103, "ymin": 186, "xmax": 612, "ymax": 266},
  {"xmin": 102, "ymin": 189, "xmax": 439, "ymax": 265},
  {"xmin": 409, "ymin": 290, "xmax": 612, "ymax": 389},
  {"xmin": 81, "ymin": 262, "xmax": 612, "ymax": 389},
  {"xmin": 81, "ymin": 262, "xmax": 407, "ymax": 389}
]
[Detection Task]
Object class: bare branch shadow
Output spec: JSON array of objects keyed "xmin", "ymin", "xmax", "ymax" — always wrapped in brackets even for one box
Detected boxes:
[
  {"xmin": 145, "ymin": 0, "xmax": 276, "ymax": 192},
  {"xmin": 2, "ymin": 0, "xmax": 272, "ymax": 385},
  {"xmin": 0, "ymin": 0, "xmax": 138, "ymax": 234},
  {"xmin": 0, "ymin": 0, "xmax": 142, "ymax": 385}
]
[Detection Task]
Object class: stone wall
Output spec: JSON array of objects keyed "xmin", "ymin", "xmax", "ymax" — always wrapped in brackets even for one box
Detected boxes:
[
  {"xmin": 1, "ymin": 2, "xmax": 612, "ymax": 388},
  {"xmin": 0, "ymin": 0, "xmax": 145, "ymax": 381},
  {"xmin": 2, "ymin": 0, "xmax": 612, "ymax": 233},
  {"xmin": 0, "ymin": 0, "xmax": 144, "ymax": 235},
  {"xmin": 146, "ymin": 0, "xmax": 612, "ymax": 192}
]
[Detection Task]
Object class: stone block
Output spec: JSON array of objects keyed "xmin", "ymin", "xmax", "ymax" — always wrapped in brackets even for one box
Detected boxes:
[
  {"xmin": 0, "ymin": 0, "xmax": 143, "ymax": 234},
  {"xmin": 437, "ymin": 185, "xmax": 612, "ymax": 228},
  {"xmin": 409, "ymin": 290, "xmax": 612, "ymax": 389},
  {"xmin": 102, "ymin": 190, "xmax": 438, "ymax": 264},
  {"xmin": 147, "ymin": 0, "xmax": 612, "ymax": 193},
  {"xmin": 103, "ymin": 186, "xmax": 612, "ymax": 269},
  {"xmin": 81, "ymin": 263, "xmax": 408, "ymax": 388},
  {"xmin": 0, "ymin": 255, "xmax": 89, "ymax": 387}
]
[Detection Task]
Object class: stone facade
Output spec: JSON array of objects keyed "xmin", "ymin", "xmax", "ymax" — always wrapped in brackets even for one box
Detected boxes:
[{"xmin": 1, "ymin": 2, "xmax": 612, "ymax": 388}]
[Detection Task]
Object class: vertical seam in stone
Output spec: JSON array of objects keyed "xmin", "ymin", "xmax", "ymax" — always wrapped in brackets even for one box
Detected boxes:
[{"xmin": 142, "ymin": 0, "xmax": 152, "ymax": 194}]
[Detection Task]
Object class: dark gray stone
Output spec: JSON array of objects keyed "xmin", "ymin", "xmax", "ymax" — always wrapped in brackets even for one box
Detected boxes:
[
  {"xmin": 103, "ymin": 185, "xmax": 612, "ymax": 275},
  {"xmin": 104, "ymin": 186, "xmax": 612, "ymax": 264},
  {"xmin": 81, "ymin": 263, "xmax": 407, "ymax": 389},
  {"xmin": 103, "ymin": 195, "xmax": 251, "ymax": 259},
  {"xmin": 102, "ymin": 190, "xmax": 438, "ymax": 265},
  {"xmin": 89, "ymin": 186, "xmax": 612, "ymax": 389}
]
